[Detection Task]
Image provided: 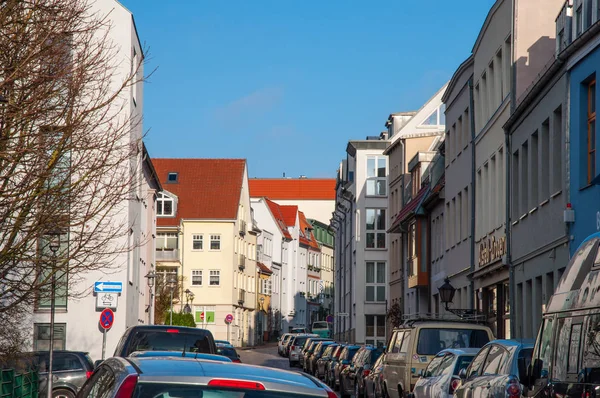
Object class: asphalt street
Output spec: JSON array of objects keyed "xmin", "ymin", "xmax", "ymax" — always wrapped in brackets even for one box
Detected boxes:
[{"xmin": 238, "ymin": 344, "xmax": 292, "ymax": 370}]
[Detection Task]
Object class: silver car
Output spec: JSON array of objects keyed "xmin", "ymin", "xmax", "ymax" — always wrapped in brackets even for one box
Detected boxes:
[
  {"xmin": 289, "ymin": 333, "xmax": 318, "ymax": 367},
  {"xmin": 411, "ymin": 348, "xmax": 478, "ymax": 398},
  {"xmin": 77, "ymin": 355, "xmax": 337, "ymax": 398}
]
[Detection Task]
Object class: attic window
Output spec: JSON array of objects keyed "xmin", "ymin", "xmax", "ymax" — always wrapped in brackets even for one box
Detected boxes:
[{"xmin": 167, "ymin": 172, "xmax": 178, "ymax": 183}]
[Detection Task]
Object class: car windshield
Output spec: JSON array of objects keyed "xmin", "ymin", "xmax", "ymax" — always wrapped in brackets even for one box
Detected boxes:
[
  {"xmin": 416, "ymin": 329, "xmax": 490, "ymax": 355},
  {"xmin": 134, "ymin": 383, "xmax": 320, "ymax": 398},
  {"xmin": 128, "ymin": 331, "xmax": 212, "ymax": 355},
  {"xmin": 293, "ymin": 337, "xmax": 308, "ymax": 347},
  {"xmin": 313, "ymin": 322, "xmax": 329, "ymax": 329}
]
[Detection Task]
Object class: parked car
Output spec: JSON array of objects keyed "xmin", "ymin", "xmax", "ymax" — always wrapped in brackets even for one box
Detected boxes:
[
  {"xmin": 308, "ymin": 341, "xmax": 336, "ymax": 375},
  {"xmin": 312, "ymin": 321, "xmax": 332, "ymax": 338},
  {"xmin": 77, "ymin": 355, "xmax": 338, "ymax": 398},
  {"xmin": 325, "ymin": 345, "xmax": 346, "ymax": 386},
  {"xmin": 316, "ymin": 344, "xmax": 339, "ymax": 380},
  {"xmin": 128, "ymin": 351, "xmax": 232, "ymax": 362},
  {"xmin": 381, "ymin": 319, "xmax": 493, "ymax": 398},
  {"xmin": 411, "ymin": 348, "xmax": 478, "ymax": 398},
  {"xmin": 291, "ymin": 327, "xmax": 308, "ymax": 334},
  {"xmin": 11, "ymin": 350, "xmax": 95, "ymax": 398},
  {"xmin": 278, "ymin": 333, "xmax": 293, "ymax": 356},
  {"xmin": 216, "ymin": 343, "xmax": 242, "ymax": 363},
  {"xmin": 339, "ymin": 346, "xmax": 384, "ymax": 398},
  {"xmin": 215, "ymin": 340, "xmax": 233, "ymax": 346},
  {"xmin": 300, "ymin": 338, "xmax": 332, "ymax": 370},
  {"xmin": 113, "ymin": 325, "xmax": 216, "ymax": 357},
  {"xmin": 453, "ymin": 339, "xmax": 534, "ymax": 398},
  {"xmin": 333, "ymin": 345, "xmax": 361, "ymax": 391},
  {"xmin": 288, "ymin": 334, "xmax": 318, "ymax": 367},
  {"xmin": 364, "ymin": 354, "xmax": 386, "ymax": 398}
]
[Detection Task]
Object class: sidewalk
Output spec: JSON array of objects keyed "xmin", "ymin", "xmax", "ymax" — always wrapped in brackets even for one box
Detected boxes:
[{"xmin": 237, "ymin": 341, "xmax": 278, "ymax": 351}]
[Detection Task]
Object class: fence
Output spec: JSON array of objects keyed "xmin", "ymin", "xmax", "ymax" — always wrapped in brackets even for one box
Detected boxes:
[{"xmin": 0, "ymin": 369, "xmax": 38, "ymax": 398}]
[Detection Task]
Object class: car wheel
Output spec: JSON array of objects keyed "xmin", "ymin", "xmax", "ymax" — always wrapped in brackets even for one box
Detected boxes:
[{"xmin": 53, "ymin": 389, "xmax": 75, "ymax": 398}]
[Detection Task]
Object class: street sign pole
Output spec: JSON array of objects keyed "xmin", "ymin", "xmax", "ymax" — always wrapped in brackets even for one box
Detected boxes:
[{"xmin": 102, "ymin": 328, "xmax": 106, "ymax": 360}]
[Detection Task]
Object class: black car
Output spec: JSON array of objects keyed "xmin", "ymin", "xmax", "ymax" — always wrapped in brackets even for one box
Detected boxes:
[
  {"xmin": 339, "ymin": 346, "xmax": 383, "ymax": 398},
  {"xmin": 113, "ymin": 325, "xmax": 217, "ymax": 357},
  {"xmin": 216, "ymin": 343, "xmax": 241, "ymax": 363},
  {"xmin": 10, "ymin": 351, "xmax": 95, "ymax": 398}
]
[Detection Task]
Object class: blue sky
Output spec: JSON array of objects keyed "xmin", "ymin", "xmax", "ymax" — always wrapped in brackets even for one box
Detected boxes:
[{"xmin": 120, "ymin": 0, "xmax": 496, "ymax": 178}]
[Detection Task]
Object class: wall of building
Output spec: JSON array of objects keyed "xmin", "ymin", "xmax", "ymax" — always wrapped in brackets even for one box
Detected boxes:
[{"xmin": 271, "ymin": 199, "xmax": 334, "ymax": 225}]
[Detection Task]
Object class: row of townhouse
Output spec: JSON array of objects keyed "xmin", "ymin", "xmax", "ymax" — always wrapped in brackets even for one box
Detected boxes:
[
  {"xmin": 333, "ymin": 0, "xmax": 600, "ymax": 344},
  {"xmin": 151, "ymin": 164, "xmax": 336, "ymax": 346}
]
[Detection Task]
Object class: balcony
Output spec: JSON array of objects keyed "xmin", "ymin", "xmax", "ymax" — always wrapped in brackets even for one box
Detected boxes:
[
  {"xmin": 155, "ymin": 248, "xmax": 179, "ymax": 262},
  {"xmin": 238, "ymin": 289, "xmax": 246, "ymax": 305},
  {"xmin": 238, "ymin": 254, "xmax": 246, "ymax": 271},
  {"xmin": 407, "ymin": 257, "xmax": 429, "ymax": 288},
  {"xmin": 239, "ymin": 220, "xmax": 246, "ymax": 236}
]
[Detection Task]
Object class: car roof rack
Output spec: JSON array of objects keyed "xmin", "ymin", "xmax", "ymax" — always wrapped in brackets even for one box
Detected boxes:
[{"xmin": 399, "ymin": 312, "xmax": 487, "ymax": 327}]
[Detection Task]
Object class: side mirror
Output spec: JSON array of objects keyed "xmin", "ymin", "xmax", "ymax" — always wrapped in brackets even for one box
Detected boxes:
[
  {"xmin": 459, "ymin": 368, "xmax": 467, "ymax": 380},
  {"xmin": 418, "ymin": 369, "xmax": 426, "ymax": 378}
]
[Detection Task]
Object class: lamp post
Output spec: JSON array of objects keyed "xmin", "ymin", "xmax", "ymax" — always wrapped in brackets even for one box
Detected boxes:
[
  {"xmin": 46, "ymin": 231, "xmax": 61, "ymax": 398},
  {"xmin": 184, "ymin": 289, "xmax": 194, "ymax": 314},
  {"xmin": 437, "ymin": 278, "xmax": 482, "ymax": 320},
  {"xmin": 167, "ymin": 276, "xmax": 177, "ymax": 325},
  {"xmin": 145, "ymin": 271, "xmax": 156, "ymax": 324}
]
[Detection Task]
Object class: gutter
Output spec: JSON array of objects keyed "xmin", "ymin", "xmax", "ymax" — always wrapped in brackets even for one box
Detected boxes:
[{"xmin": 468, "ymin": 77, "xmax": 477, "ymax": 310}]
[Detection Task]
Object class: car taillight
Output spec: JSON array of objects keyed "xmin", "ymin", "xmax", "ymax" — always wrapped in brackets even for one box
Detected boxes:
[
  {"xmin": 208, "ymin": 379, "xmax": 266, "ymax": 390},
  {"xmin": 86, "ymin": 371, "xmax": 93, "ymax": 379},
  {"xmin": 233, "ymin": 359, "xmax": 241, "ymax": 363},
  {"xmin": 115, "ymin": 375, "xmax": 138, "ymax": 398},
  {"xmin": 448, "ymin": 377, "xmax": 460, "ymax": 395},
  {"xmin": 506, "ymin": 378, "xmax": 521, "ymax": 398},
  {"xmin": 363, "ymin": 370, "xmax": 371, "ymax": 377},
  {"xmin": 342, "ymin": 364, "xmax": 348, "ymax": 370},
  {"xmin": 327, "ymin": 390, "xmax": 337, "ymax": 398},
  {"xmin": 291, "ymin": 346, "xmax": 295, "ymax": 350},
  {"xmin": 166, "ymin": 329, "xmax": 179, "ymax": 333}
]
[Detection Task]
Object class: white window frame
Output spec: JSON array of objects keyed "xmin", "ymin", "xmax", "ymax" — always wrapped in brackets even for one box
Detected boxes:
[
  {"xmin": 209, "ymin": 270, "xmax": 220, "ymax": 286},
  {"xmin": 191, "ymin": 269, "xmax": 202, "ymax": 286},
  {"xmin": 366, "ymin": 261, "xmax": 386, "ymax": 302},
  {"xmin": 366, "ymin": 208, "xmax": 386, "ymax": 249},
  {"xmin": 210, "ymin": 235, "xmax": 221, "ymax": 251},
  {"xmin": 192, "ymin": 234, "xmax": 203, "ymax": 251},
  {"xmin": 157, "ymin": 192, "xmax": 175, "ymax": 216},
  {"xmin": 156, "ymin": 232, "xmax": 178, "ymax": 250},
  {"xmin": 365, "ymin": 315, "xmax": 387, "ymax": 348},
  {"xmin": 366, "ymin": 155, "xmax": 387, "ymax": 196}
]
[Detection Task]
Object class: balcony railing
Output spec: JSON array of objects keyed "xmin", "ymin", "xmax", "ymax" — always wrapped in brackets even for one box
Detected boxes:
[
  {"xmin": 239, "ymin": 220, "xmax": 247, "ymax": 236},
  {"xmin": 238, "ymin": 254, "xmax": 246, "ymax": 270},
  {"xmin": 155, "ymin": 248, "xmax": 179, "ymax": 262},
  {"xmin": 238, "ymin": 289, "xmax": 245, "ymax": 305}
]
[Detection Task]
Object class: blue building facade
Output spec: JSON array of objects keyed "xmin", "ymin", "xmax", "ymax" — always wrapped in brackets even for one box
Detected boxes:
[{"xmin": 569, "ymin": 39, "xmax": 600, "ymax": 255}]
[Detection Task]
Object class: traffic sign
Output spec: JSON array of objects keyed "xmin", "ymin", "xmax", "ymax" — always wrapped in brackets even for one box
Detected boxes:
[
  {"xmin": 326, "ymin": 315, "xmax": 334, "ymax": 323},
  {"xmin": 200, "ymin": 312, "xmax": 205, "ymax": 321},
  {"xmin": 96, "ymin": 293, "xmax": 118, "ymax": 309},
  {"xmin": 100, "ymin": 308, "xmax": 114, "ymax": 330},
  {"xmin": 337, "ymin": 313, "xmax": 349, "ymax": 317},
  {"xmin": 94, "ymin": 281, "xmax": 123, "ymax": 293},
  {"xmin": 225, "ymin": 314, "xmax": 234, "ymax": 324}
]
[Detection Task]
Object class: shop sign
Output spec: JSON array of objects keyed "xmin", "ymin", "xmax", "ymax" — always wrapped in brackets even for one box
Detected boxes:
[{"xmin": 478, "ymin": 236, "xmax": 506, "ymax": 267}]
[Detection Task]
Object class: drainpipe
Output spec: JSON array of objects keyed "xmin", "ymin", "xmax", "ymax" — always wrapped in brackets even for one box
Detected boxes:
[
  {"xmin": 508, "ymin": 0, "xmax": 516, "ymax": 339},
  {"xmin": 468, "ymin": 78, "xmax": 476, "ymax": 310}
]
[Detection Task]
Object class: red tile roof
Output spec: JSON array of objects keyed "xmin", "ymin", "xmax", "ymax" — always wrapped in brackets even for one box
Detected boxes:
[
  {"xmin": 279, "ymin": 205, "xmax": 298, "ymax": 227},
  {"xmin": 299, "ymin": 211, "xmax": 320, "ymax": 250},
  {"xmin": 152, "ymin": 158, "xmax": 246, "ymax": 226},
  {"xmin": 249, "ymin": 178, "xmax": 336, "ymax": 200},
  {"xmin": 257, "ymin": 262, "xmax": 273, "ymax": 275},
  {"xmin": 265, "ymin": 199, "xmax": 293, "ymax": 240},
  {"xmin": 387, "ymin": 185, "xmax": 429, "ymax": 233}
]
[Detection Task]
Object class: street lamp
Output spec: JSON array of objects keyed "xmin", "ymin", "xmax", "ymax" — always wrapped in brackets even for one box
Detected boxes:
[
  {"xmin": 184, "ymin": 289, "xmax": 194, "ymax": 314},
  {"xmin": 438, "ymin": 278, "xmax": 456, "ymax": 311},
  {"xmin": 145, "ymin": 271, "xmax": 156, "ymax": 324},
  {"xmin": 45, "ymin": 230, "xmax": 61, "ymax": 398},
  {"xmin": 167, "ymin": 276, "xmax": 177, "ymax": 325},
  {"xmin": 259, "ymin": 296, "xmax": 265, "ymax": 311}
]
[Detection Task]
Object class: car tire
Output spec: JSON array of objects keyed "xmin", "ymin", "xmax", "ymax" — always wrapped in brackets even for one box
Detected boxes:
[{"xmin": 53, "ymin": 389, "xmax": 75, "ymax": 398}]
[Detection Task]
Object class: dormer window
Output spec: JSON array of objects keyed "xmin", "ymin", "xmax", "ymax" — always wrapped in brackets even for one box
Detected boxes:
[
  {"xmin": 420, "ymin": 104, "xmax": 446, "ymax": 127},
  {"xmin": 157, "ymin": 192, "xmax": 176, "ymax": 217},
  {"xmin": 167, "ymin": 172, "xmax": 178, "ymax": 183}
]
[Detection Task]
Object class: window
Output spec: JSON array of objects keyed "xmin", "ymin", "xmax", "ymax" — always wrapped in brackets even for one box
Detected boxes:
[
  {"xmin": 210, "ymin": 235, "xmax": 221, "ymax": 251},
  {"xmin": 157, "ymin": 192, "xmax": 175, "ymax": 216},
  {"xmin": 192, "ymin": 234, "xmax": 203, "ymax": 250},
  {"xmin": 191, "ymin": 270, "xmax": 202, "ymax": 286},
  {"xmin": 467, "ymin": 346, "xmax": 490, "ymax": 379},
  {"xmin": 409, "ymin": 221, "xmax": 417, "ymax": 276},
  {"xmin": 366, "ymin": 209, "xmax": 386, "ymax": 249},
  {"xmin": 588, "ymin": 80, "xmax": 596, "ymax": 184},
  {"xmin": 420, "ymin": 105, "xmax": 444, "ymax": 126},
  {"xmin": 586, "ymin": 0, "xmax": 593, "ymax": 29},
  {"xmin": 366, "ymin": 262, "xmax": 386, "ymax": 302},
  {"xmin": 411, "ymin": 166, "xmax": 421, "ymax": 197},
  {"xmin": 541, "ymin": 119, "xmax": 550, "ymax": 199},
  {"xmin": 194, "ymin": 306, "xmax": 216, "ymax": 324},
  {"xmin": 365, "ymin": 315, "xmax": 386, "ymax": 348},
  {"xmin": 577, "ymin": 5, "xmax": 583, "ymax": 36},
  {"xmin": 156, "ymin": 233, "xmax": 178, "ymax": 250},
  {"xmin": 366, "ymin": 156, "xmax": 387, "ymax": 196},
  {"xmin": 482, "ymin": 345, "xmax": 506, "ymax": 375},
  {"xmin": 209, "ymin": 270, "xmax": 220, "ymax": 286},
  {"xmin": 34, "ymin": 323, "xmax": 66, "ymax": 351},
  {"xmin": 568, "ymin": 323, "xmax": 583, "ymax": 374},
  {"xmin": 167, "ymin": 172, "xmax": 178, "ymax": 183}
]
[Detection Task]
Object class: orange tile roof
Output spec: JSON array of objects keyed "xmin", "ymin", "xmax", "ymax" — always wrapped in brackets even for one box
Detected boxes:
[
  {"xmin": 257, "ymin": 262, "xmax": 273, "ymax": 275},
  {"xmin": 265, "ymin": 199, "xmax": 293, "ymax": 240},
  {"xmin": 299, "ymin": 211, "xmax": 320, "ymax": 250},
  {"xmin": 249, "ymin": 178, "xmax": 336, "ymax": 200},
  {"xmin": 279, "ymin": 205, "xmax": 298, "ymax": 227},
  {"xmin": 152, "ymin": 158, "xmax": 246, "ymax": 226}
]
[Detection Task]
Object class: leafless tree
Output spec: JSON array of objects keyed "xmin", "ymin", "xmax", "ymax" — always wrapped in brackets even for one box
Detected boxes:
[
  {"xmin": 153, "ymin": 274, "xmax": 183, "ymax": 325},
  {"xmin": 0, "ymin": 0, "xmax": 152, "ymax": 343}
]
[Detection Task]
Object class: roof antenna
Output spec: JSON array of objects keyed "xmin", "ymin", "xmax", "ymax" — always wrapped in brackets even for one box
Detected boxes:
[{"xmin": 283, "ymin": 172, "xmax": 286, "ymax": 178}]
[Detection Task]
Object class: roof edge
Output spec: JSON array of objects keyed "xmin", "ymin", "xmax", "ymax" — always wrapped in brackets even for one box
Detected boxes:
[{"xmin": 441, "ymin": 55, "xmax": 475, "ymax": 103}]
